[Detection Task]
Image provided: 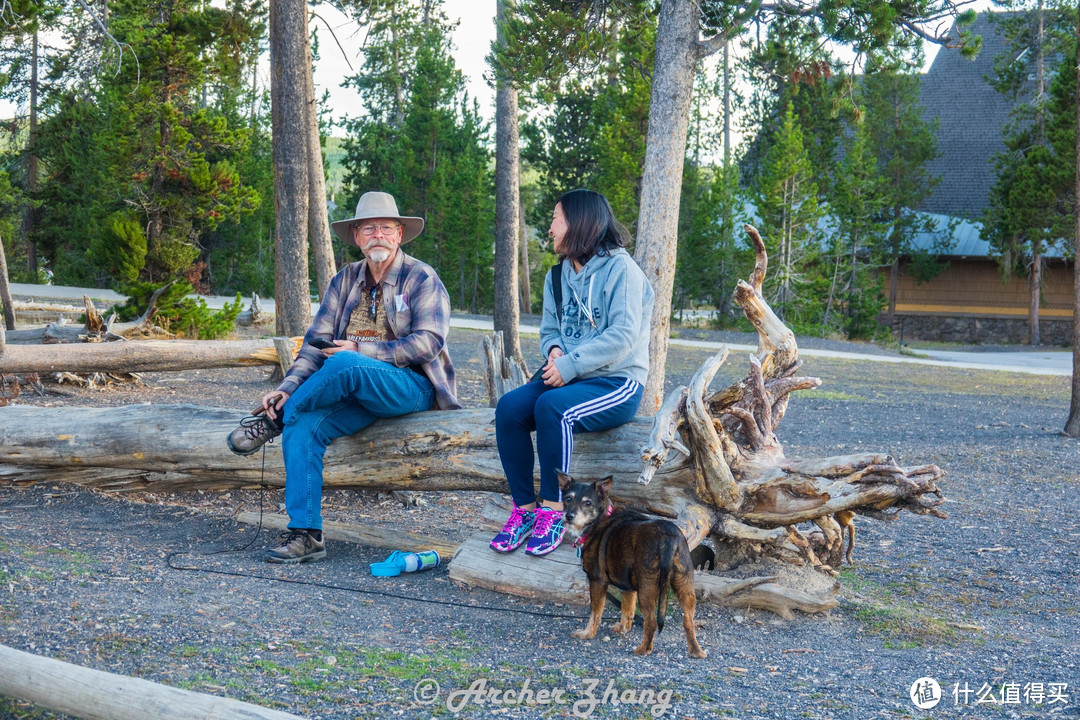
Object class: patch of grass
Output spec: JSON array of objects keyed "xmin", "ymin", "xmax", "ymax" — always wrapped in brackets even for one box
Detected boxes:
[
  {"xmin": 841, "ymin": 568, "xmax": 973, "ymax": 647},
  {"xmin": 795, "ymin": 389, "xmax": 861, "ymax": 401},
  {"xmin": 0, "ymin": 696, "xmax": 68, "ymax": 719}
]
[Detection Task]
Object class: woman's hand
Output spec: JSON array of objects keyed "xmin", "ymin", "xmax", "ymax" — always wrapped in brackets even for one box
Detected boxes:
[
  {"xmin": 543, "ymin": 346, "xmax": 566, "ymax": 387},
  {"xmin": 260, "ymin": 390, "xmax": 291, "ymax": 422},
  {"xmin": 324, "ymin": 339, "xmax": 359, "ymax": 355}
]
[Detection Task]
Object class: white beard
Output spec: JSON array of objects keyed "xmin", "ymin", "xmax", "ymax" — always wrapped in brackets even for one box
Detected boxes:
[{"xmin": 367, "ymin": 248, "xmax": 391, "ymax": 263}]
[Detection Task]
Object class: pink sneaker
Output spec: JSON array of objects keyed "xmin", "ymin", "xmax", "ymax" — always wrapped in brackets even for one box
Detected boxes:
[
  {"xmin": 525, "ymin": 506, "xmax": 565, "ymax": 556},
  {"xmin": 489, "ymin": 506, "xmax": 536, "ymax": 553}
]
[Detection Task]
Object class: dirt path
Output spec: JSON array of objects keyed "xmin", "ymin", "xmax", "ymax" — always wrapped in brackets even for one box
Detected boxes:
[{"xmin": 1, "ymin": 328, "xmax": 1078, "ymax": 719}]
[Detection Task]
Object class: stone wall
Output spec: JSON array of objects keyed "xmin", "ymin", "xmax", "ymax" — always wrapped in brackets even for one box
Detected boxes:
[{"xmin": 888, "ymin": 315, "xmax": 1073, "ymax": 346}]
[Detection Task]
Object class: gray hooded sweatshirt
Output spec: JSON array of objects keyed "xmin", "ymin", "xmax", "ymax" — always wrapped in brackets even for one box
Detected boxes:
[{"xmin": 539, "ymin": 248, "xmax": 654, "ymax": 385}]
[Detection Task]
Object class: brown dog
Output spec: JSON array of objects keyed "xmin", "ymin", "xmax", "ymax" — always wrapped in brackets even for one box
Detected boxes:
[{"xmin": 559, "ymin": 472, "xmax": 706, "ymax": 658}]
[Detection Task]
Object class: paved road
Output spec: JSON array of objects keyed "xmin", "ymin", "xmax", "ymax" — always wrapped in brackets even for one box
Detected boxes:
[{"xmin": 9, "ymin": 282, "xmax": 1072, "ymax": 377}]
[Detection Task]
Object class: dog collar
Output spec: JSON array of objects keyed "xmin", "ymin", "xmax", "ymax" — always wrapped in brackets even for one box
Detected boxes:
[{"xmin": 573, "ymin": 505, "xmax": 613, "ymax": 557}]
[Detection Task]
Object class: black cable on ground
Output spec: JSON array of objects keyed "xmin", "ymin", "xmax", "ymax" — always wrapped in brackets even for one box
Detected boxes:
[{"xmin": 164, "ymin": 444, "xmax": 601, "ymax": 622}]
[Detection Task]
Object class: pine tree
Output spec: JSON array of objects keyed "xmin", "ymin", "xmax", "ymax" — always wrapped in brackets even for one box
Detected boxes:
[
  {"xmin": 753, "ymin": 103, "xmax": 822, "ymax": 323},
  {"xmin": 984, "ymin": 2, "xmax": 1074, "ymax": 344},
  {"xmin": 863, "ymin": 68, "xmax": 942, "ymax": 326},
  {"xmin": 31, "ymin": 0, "xmax": 261, "ymax": 288},
  {"xmin": 830, "ymin": 118, "xmax": 889, "ymax": 338}
]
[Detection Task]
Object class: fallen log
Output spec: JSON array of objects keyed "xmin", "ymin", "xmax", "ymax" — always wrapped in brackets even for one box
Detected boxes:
[
  {"xmin": 0, "ymin": 337, "xmax": 301, "ymax": 374},
  {"xmin": 0, "ymin": 643, "xmax": 304, "ymax": 720}
]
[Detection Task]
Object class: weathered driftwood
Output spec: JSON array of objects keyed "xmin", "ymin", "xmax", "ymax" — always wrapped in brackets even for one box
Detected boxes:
[
  {"xmin": 0, "ymin": 643, "xmax": 304, "ymax": 720},
  {"xmin": 0, "ymin": 337, "xmax": 302, "ymax": 375},
  {"xmin": 237, "ymin": 293, "xmax": 273, "ymax": 327},
  {"xmin": 479, "ymin": 330, "xmax": 528, "ymax": 407}
]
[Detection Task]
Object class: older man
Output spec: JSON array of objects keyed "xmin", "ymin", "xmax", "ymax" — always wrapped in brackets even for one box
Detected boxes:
[{"xmin": 226, "ymin": 191, "xmax": 461, "ymax": 563}]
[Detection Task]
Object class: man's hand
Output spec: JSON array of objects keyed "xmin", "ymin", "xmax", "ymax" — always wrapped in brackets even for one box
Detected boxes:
[
  {"xmin": 260, "ymin": 390, "xmax": 291, "ymax": 422},
  {"xmin": 323, "ymin": 339, "xmax": 358, "ymax": 355},
  {"xmin": 543, "ymin": 346, "xmax": 566, "ymax": 387}
]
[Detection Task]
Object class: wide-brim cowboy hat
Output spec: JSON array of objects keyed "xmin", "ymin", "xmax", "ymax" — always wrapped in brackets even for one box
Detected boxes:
[{"xmin": 330, "ymin": 191, "xmax": 425, "ymax": 245}]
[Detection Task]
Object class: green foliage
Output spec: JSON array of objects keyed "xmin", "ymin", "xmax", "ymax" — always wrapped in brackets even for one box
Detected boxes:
[
  {"xmin": 89, "ymin": 211, "xmax": 147, "ymax": 284},
  {"xmin": 740, "ymin": 16, "xmax": 853, "ymax": 193},
  {"xmin": 116, "ymin": 280, "xmax": 243, "ymax": 339}
]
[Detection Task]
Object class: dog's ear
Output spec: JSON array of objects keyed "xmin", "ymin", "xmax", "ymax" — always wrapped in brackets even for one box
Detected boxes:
[
  {"xmin": 557, "ymin": 471, "xmax": 573, "ymax": 491},
  {"xmin": 595, "ymin": 476, "xmax": 613, "ymax": 498}
]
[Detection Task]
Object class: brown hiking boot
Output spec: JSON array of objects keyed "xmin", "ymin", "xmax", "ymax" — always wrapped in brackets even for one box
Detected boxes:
[
  {"xmin": 265, "ymin": 529, "xmax": 326, "ymax": 564},
  {"xmin": 226, "ymin": 411, "xmax": 283, "ymax": 455}
]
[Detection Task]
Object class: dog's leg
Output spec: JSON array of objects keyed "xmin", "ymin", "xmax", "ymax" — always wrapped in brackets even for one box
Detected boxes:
[
  {"xmin": 572, "ymin": 581, "xmax": 608, "ymax": 640},
  {"xmin": 612, "ymin": 591, "xmax": 637, "ymax": 634},
  {"xmin": 672, "ymin": 567, "xmax": 707, "ymax": 659},
  {"xmin": 836, "ymin": 510, "xmax": 855, "ymax": 565},
  {"xmin": 634, "ymin": 587, "xmax": 658, "ymax": 656}
]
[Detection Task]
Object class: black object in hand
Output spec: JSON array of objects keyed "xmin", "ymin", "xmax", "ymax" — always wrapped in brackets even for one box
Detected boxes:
[{"xmin": 308, "ymin": 338, "xmax": 337, "ymax": 350}]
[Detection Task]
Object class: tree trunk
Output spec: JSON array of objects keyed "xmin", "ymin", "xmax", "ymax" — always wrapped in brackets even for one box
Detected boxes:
[
  {"xmin": 0, "ymin": 227, "xmax": 945, "ymax": 617},
  {"xmin": 887, "ymin": 253, "xmax": 899, "ymax": 328},
  {"xmin": 0, "ymin": 644, "xmax": 304, "ymax": 720},
  {"xmin": 1030, "ymin": 250, "xmax": 1042, "ymax": 346},
  {"xmin": 270, "ymin": 0, "xmax": 312, "ymax": 336},
  {"xmin": 0, "ymin": 337, "xmax": 300, "ymax": 375},
  {"xmin": 1065, "ymin": 1, "xmax": 1080, "ymax": 437},
  {"xmin": 634, "ymin": 0, "xmax": 702, "ymax": 414},
  {"xmin": 518, "ymin": 198, "xmax": 531, "ymax": 315},
  {"xmin": 0, "ymin": 231, "xmax": 15, "ymax": 332},
  {"xmin": 23, "ymin": 29, "xmax": 39, "ymax": 278},
  {"xmin": 305, "ymin": 20, "xmax": 336, "ymax": 301},
  {"xmin": 493, "ymin": 0, "xmax": 524, "ymax": 366}
]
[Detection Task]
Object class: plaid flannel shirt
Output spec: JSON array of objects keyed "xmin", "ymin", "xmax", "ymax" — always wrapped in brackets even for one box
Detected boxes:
[{"xmin": 277, "ymin": 251, "xmax": 461, "ymax": 410}]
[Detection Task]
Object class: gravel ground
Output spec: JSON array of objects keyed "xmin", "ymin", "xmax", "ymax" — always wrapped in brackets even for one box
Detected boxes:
[{"xmin": 1, "ymin": 326, "xmax": 1078, "ymax": 720}]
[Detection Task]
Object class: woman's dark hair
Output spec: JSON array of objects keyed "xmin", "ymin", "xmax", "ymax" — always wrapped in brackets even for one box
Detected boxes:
[{"xmin": 556, "ymin": 189, "xmax": 630, "ymax": 263}]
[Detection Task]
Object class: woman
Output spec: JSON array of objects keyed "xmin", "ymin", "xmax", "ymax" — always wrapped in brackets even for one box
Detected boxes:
[{"xmin": 490, "ymin": 189, "xmax": 654, "ymax": 556}]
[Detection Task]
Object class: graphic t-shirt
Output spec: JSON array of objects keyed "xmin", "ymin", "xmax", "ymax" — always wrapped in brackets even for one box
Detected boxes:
[{"xmin": 345, "ymin": 267, "xmax": 396, "ymax": 345}]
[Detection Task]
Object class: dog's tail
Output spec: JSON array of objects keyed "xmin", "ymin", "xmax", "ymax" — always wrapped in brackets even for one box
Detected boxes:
[{"xmin": 655, "ymin": 535, "xmax": 680, "ymax": 634}]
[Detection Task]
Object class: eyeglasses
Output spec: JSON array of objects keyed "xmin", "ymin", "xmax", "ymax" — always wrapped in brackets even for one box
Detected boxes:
[{"xmin": 353, "ymin": 223, "xmax": 400, "ymax": 236}]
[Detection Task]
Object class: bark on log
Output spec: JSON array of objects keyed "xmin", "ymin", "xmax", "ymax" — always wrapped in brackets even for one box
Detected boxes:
[
  {"xmin": 0, "ymin": 338, "xmax": 302, "ymax": 375},
  {"xmin": 0, "ymin": 643, "xmax": 305, "ymax": 720}
]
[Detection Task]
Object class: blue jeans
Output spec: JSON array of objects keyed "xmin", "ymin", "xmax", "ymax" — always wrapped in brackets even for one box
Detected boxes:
[
  {"xmin": 281, "ymin": 352, "xmax": 433, "ymax": 530},
  {"xmin": 495, "ymin": 376, "xmax": 642, "ymax": 507}
]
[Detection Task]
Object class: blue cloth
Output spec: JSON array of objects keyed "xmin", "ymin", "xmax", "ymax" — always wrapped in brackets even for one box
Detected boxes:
[
  {"xmin": 495, "ymin": 376, "xmax": 642, "ymax": 507},
  {"xmin": 281, "ymin": 351, "xmax": 433, "ymax": 530}
]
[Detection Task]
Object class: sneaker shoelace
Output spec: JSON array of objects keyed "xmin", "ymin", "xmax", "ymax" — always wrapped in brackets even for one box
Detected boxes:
[
  {"xmin": 533, "ymin": 507, "xmax": 559, "ymax": 536},
  {"xmin": 240, "ymin": 414, "xmax": 279, "ymax": 442},
  {"xmin": 502, "ymin": 507, "xmax": 530, "ymax": 534},
  {"xmin": 279, "ymin": 529, "xmax": 307, "ymax": 544}
]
